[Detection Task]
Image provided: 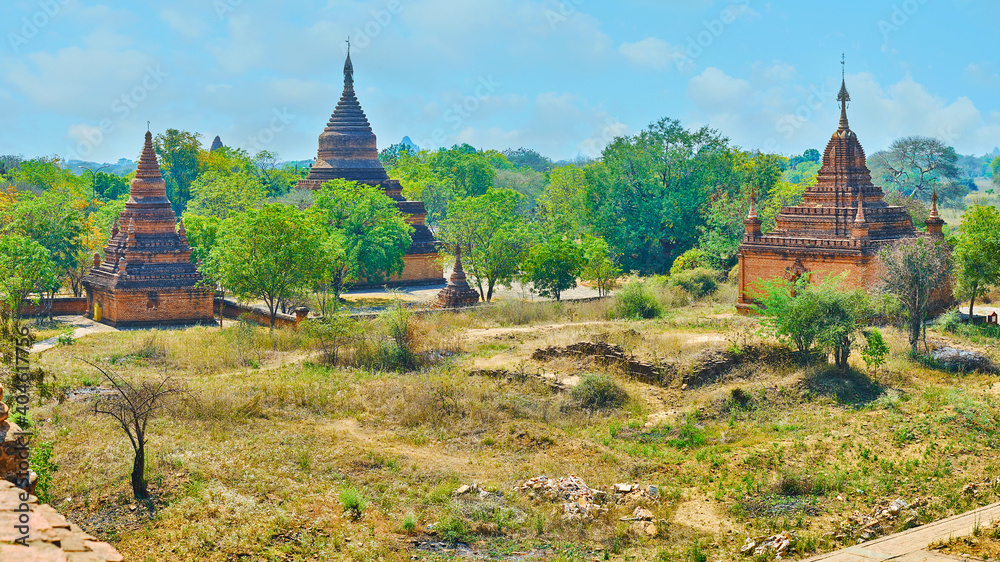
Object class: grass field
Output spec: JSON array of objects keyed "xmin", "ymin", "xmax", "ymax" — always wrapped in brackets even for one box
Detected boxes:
[{"xmin": 16, "ymin": 283, "xmax": 1000, "ymax": 561}]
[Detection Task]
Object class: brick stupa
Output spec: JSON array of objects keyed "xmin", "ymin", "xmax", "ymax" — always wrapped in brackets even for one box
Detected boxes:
[
  {"xmin": 737, "ymin": 68, "xmax": 928, "ymax": 311},
  {"xmin": 432, "ymin": 247, "xmax": 481, "ymax": 309},
  {"xmin": 297, "ymin": 49, "xmax": 443, "ymax": 286},
  {"xmin": 81, "ymin": 131, "xmax": 214, "ymax": 327}
]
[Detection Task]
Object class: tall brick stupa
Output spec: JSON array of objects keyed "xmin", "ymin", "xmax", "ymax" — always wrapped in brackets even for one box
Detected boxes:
[
  {"xmin": 737, "ymin": 62, "xmax": 936, "ymax": 312},
  {"xmin": 81, "ymin": 131, "xmax": 214, "ymax": 326},
  {"xmin": 297, "ymin": 47, "xmax": 443, "ymax": 286}
]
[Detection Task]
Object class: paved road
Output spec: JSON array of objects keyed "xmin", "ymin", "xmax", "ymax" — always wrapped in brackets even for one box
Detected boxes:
[
  {"xmin": 803, "ymin": 501, "xmax": 1000, "ymax": 561},
  {"xmin": 31, "ymin": 315, "xmax": 118, "ymax": 352}
]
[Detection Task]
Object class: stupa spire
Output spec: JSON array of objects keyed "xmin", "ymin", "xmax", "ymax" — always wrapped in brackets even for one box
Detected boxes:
[
  {"xmin": 930, "ymin": 190, "xmax": 940, "ymax": 219},
  {"xmin": 344, "ymin": 38, "xmax": 354, "ymax": 90},
  {"xmin": 854, "ymin": 190, "xmax": 866, "ymax": 224},
  {"xmin": 837, "ymin": 54, "xmax": 851, "ymax": 131}
]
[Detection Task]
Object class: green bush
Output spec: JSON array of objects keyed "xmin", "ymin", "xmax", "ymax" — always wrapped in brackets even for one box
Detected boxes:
[
  {"xmin": 670, "ymin": 249, "xmax": 709, "ymax": 276},
  {"xmin": 612, "ymin": 281, "xmax": 662, "ymax": 319},
  {"xmin": 32, "ymin": 441, "xmax": 58, "ymax": 504},
  {"xmin": 339, "ymin": 486, "xmax": 368, "ymax": 520},
  {"xmin": 436, "ymin": 515, "xmax": 471, "ymax": 543},
  {"xmin": 669, "ymin": 268, "xmax": 719, "ymax": 298},
  {"xmin": 570, "ymin": 374, "xmax": 628, "ymax": 410}
]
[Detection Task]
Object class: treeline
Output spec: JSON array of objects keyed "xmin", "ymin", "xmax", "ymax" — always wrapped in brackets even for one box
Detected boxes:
[{"xmin": 1, "ymin": 119, "xmax": 998, "ymax": 322}]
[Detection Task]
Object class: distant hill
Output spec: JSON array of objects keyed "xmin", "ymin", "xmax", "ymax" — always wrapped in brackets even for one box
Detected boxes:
[
  {"xmin": 65, "ymin": 158, "xmax": 136, "ymax": 176},
  {"xmin": 992, "ymin": 147, "xmax": 999, "ymax": 158},
  {"xmin": 400, "ymin": 136, "xmax": 420, "ymax": 152}
]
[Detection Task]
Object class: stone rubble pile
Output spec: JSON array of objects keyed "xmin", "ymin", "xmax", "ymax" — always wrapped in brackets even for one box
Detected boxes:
[
  {"xmin": 835, "ymin": 497, "xmax": 924, "ymax": 541},
  {"xmin": 517, "ymin": 475, "xmax": 607, "ymax": 520},
  {"xmin": 740, "ymin": 531, "xmax": 795, "ymax": 559},
  {"xmin": 619, "ymin": 506, "xmax": 658, "ymax": 537},
  {"xmin": 612, "ymin": 483, "xmax": 657, "ymax": 504},
  {"xmin": 531, "ymin": 342, "xmax": 665, "ymax": 384},
  {"xmin": 453, "ymin": 482, "xmax": 494, "ymax": 501}
]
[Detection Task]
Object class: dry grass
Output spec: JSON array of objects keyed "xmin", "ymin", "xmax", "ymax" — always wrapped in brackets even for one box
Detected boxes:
[{"xmin": 19, "ymin": 293, "xmax": 1000, "ymax": 561}]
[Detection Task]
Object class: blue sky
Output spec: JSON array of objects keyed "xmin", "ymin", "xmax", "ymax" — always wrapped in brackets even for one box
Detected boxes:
[{"xmin": 1, "ymin": 0, "xmax": 998, "ymax": 164}]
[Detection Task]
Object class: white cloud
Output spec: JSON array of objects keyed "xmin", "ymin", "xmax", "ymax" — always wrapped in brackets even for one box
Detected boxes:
[
  {"xmin": 619, "ymin": 37, "xmax": 685, "ymax": 71},
  {"xmin": 688, "ymin": 67, "xmax": 753, "ymax": 111}
]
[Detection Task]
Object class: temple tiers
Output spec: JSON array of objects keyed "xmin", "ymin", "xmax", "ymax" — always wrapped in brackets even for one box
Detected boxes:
[
  {"xmin": 737, "ymin": 68, "xmax": 936, "ymax": 311},
  {"xmin": 81, "ymin": 131, "xmax": 215, "ymax": 327},
  {"xmin": 297, "ymin": 50, "xmax": 442, "ymax": 286}
]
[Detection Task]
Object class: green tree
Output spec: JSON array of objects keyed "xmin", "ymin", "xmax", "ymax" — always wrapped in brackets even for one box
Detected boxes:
[
  {"xmin": 522, "ymin": 236, "xmax": 584, "ymax": 301},
  {"xmin": 580, "ymin": 236, "xmax": 621, "ymax": 297},
  {"xmin": 92, "ymin": 171, "xmax": 130, "ymax": 201},
  {"xmin": 954, "ymin": 205, "xmax": 1000, "ymax": 318},
  {"xmin": 877, "ymin": 237, "xmax": 952, "ymax": 354},
  {"xmin": 992, "ymin": 156, "xmax": 1000, "ymax": 186},
  {"xmin": 868, "ymin": 136, "xmax": 965, "ymax": 204},
  {"xmin": 154, "ymin": 129, "xmax": 203, "ymax": 215},
  {"xmin": 754, "ymin": 275, "xmax": 875, "ymax": 371},
  {"xmin": 587, "ymin": 117, "xmax": 732, "ymax": 273},
  {"xmin": 7, "ymin": 189, "xmax": 86, "ymax": 300},
  {"xmin": 185, "ymin": 170, "xmax": 267, "ymax": 220},
  {"xmin": 0, "ymin": 234, "xmax": 59, "ymax": 318},
  {"xmin": 538, "ymin": 165, "xmax": 590, "ymax": 238},
  {"xmin": 182, "ymin": 213, "xmax": 223, "ymax": 265},
  {"xmin": 439, "ymin": 188, "xmax": 531, "ymax": 302},
  {"xmin": 312, "ymin": 179, "xmax": 413, "ymax": 299},
  {"xmin": 206, "ymin": 204, "xmax": 330, "ymax": 329}
]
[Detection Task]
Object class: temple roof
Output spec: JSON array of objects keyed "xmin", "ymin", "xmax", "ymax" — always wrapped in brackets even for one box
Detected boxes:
[
  {"xmin": 81, "ymin": 131, "xmax": 203, "ymax": 291},
  {"xmin": 742, "ymin": 65, "xmax": 916, "ymax": 246}
]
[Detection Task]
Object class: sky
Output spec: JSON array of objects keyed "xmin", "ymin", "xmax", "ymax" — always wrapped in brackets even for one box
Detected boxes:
[{"xmin": 1, "ymin": 0, "xmax": 998, "ymax": 164}]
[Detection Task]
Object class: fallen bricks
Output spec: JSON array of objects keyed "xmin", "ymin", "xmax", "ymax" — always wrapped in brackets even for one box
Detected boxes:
[{"xmin": 532, "ymin": 342, "xmax": 668, "ymax": 385}]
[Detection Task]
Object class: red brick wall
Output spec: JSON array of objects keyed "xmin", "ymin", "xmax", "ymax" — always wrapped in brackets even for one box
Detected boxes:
[
  {"xmin": 89, "ymin": 287, "xmax": 214, "ymax": 326},
  {"xmin": 20, "ymin": 298, "xmax": 88, "ymax": 316}
]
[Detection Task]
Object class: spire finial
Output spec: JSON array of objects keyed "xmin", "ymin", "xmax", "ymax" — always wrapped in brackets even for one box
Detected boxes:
[
  {"xmin": 837, "ymin": 54, "xmax": 851, "ymax": 131},
  {"xmin": 930, "ymin": 190, "xmax": 940, "ymax": 219},
  {"xmin": 344, "ymin": 41, "xmax": 354, "ymax": 89},
  {"xmin": 147, "ymin": 120, "xmax": 150, "ymax": 132},
  {"xmin": 748, "ymin": 191, "xmax": 758, "ymax": 219},
  {"xmin": 854, "ymin": 190, "xmax": 866, "ymax": 224}
]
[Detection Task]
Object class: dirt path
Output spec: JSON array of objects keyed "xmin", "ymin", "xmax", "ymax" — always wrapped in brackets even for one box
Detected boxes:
[
  {"xmin": 32, "ymin": 315, "xmax": 118, "ymax": 352},
  {"xmin": 329, "ymin": 418, "xmax": 484, "ymax": 479}
]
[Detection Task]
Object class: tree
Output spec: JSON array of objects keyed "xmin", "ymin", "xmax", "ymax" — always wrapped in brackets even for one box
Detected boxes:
[
  {"xmin": 0, "ymin": 235, "xmax": 59, "ymax": 319},
  {"xmin": 312, "ymin": 180, "xmax": 413, "ymax": 300},
  {"xmin": 87, "ymin": 361, "xmax": 180, "ymax": 500},
  {"xmin": 753, "ymin": 275, "xmax": 875, "ymax": 371},
  {"xmin": 992, "ymin": 156, "xmax": 1000, "ymax": 186},
  {"xmin": 587, "ymin": 117, "xmax": 732, "ymax": 273},
  {"xmin": 439, "ymin": 188, "xmax": 531, "ymax": 302},
  {"xmin": 954, "ymin": 205, "xmax": 1000, "ymax": 318},
  {"xmin": 868, "ymin": 136, "xmax": 965, "ymax": 204},
  {"xmin": 154, "ymin": 129, "xmax": 203, "ymax": 214},
  {"xmin": 6, "ymin": 189, "xmax": 86, "ymax": 303},
  {"xmin": 580, "ymin": 236, "xmax": 621, "ymax": 297},
  {"xmin": 522, "ymin": 236, "xmax": 584, "ymax": 301},
  {"xmin": 206, "ymin": 204, "xmax": 331, "ymax": 329},
  {"xmin": 92, "ymin": 171, "xmax": 130, "ymax": 201},
  {"xmin": 877, "ymin": 237, "xmax": 952, "ymax": 354},
  {"xmin": 502, "ymin": 147, "xmax": 554, "ymax": 172},
  {"xmin": 185, "ymin": 170, "xmax": 267, "ymax": 220},
  {"xmin": 538, "ymin": 165, "xmax": 590, "ymax": 238}
]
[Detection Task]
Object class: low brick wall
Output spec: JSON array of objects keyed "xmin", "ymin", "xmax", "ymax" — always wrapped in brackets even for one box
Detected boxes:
[
  {"xmin": 20, "ymin": 298, "xmax": 88, "ymax": 317},
  {"xmin": 213, "ymin": 298, "xmax": 306, "ymax": 329}
]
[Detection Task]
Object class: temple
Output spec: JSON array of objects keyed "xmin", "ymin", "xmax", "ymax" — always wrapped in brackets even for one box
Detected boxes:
[
  {"xmin": 737, "ymin": 61, "xmax": 941, "ymax": 311},
  {"xmin": 431, "ymin": 247, "xmax": 481, "ymax": 309},
  {"xmin": 297, "ymin": 48, "xmax": 443, "ymax": 286},
  {"xmin": 81, "ymin": 131, "xmax": 215, "ymax": 327}
]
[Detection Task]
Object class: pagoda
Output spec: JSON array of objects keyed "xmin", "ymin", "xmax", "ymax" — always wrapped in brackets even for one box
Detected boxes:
[
  {"xmin": 297, "ymin": 47, "xmax": 442, "ymax": 286},
  {"xmin": 81, "ymin": 131, "xmax": 214, "ymax": 326},
  {"xmin": 737, "ymin": 62, "xmax": 937, "ymax": 311},
  {"xmin": 431, "ymin": 247, "xmax": 481, "ymax": 309}
]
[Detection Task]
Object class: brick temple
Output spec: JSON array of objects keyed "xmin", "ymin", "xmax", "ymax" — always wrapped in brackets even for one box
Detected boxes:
[
  {"xmin": 81, "ymin": 131, "xmax": 214, "ymax": 327},
  {"xmin": 297, "ymin": 49, "xmax": 443, "ymax": 286},
  {"xmin": 737, "ymin": 70, "xmax": 940, "ymax": 311}
]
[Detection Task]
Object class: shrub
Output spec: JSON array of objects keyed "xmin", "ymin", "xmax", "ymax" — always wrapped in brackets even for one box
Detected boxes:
[
  {"xmin": 436, "ymin": 515, "xmax": 471, "ymax": 543},
  {"xmin": 861, "ymin": 328, "xmax": 890, "ymax": 376},
  {"xmin": 402, "ymin": 513, "xmax": 417, "ymax": 534},
  {"xmin": 57, "ymin": 329, "xmax": 75, "ymax": 346},
  {"xmin": 935, "ymin": 309, "xmax": 961, "ymax": 333},
  {"xmin": 303, "ymin": 312, "xmax": 359, "ymax": 365},
  {"xmin": 32, "ymin": 441, "xmax": 58, "ymax": 504},
  {"xmin": 669, "ymin": 268, "xmax": 719, "ymax": 298},
  {"xmin": 670, "ymin": 249, "xmax": 709, "ymax": 276},
  {"xmin": 570, "ymin": 374, "xmax": 628, "ymax": 410},
  {"xmin": 339, "ymin": 486, "xmax": 367, "ymax": 520},
  {"xmin": 612, "ymin": 281, "xmax": 662, "ymax": 319}
]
